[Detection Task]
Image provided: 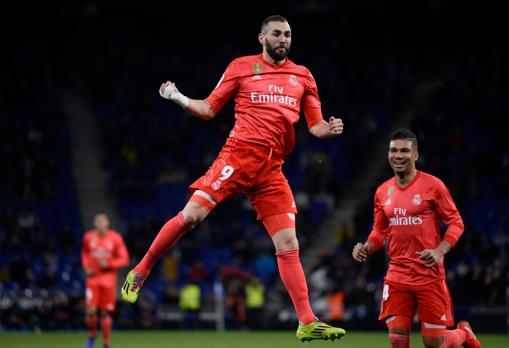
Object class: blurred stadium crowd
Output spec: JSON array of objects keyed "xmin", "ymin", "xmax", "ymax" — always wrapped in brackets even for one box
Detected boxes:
[{"xmin": 1, "ymin": 1, "xmax": 507, "ymax": 332}]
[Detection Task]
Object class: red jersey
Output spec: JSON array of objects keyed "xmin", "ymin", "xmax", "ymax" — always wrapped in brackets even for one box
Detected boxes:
[
  {"xmin": 206, "ymin": 54, "xmax": 323, "ymax": 158},
  {"xmin": 367, "ymin": 171, "xmax": 464, "ymax": 285},
  {"xmin": 81, "ymin": 229, "xmax": 129, "ymax": 287}
]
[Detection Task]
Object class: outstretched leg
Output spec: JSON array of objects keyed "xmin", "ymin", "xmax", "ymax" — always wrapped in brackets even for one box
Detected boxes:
[{"xmin": 122, "ymin": 191, "xmax": 215, "ymax": 303}]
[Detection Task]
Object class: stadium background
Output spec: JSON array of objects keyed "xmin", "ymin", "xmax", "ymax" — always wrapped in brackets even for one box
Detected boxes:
[{"xmin": 1, "ymin": 0, "xmax": 508, "ymax": 340}]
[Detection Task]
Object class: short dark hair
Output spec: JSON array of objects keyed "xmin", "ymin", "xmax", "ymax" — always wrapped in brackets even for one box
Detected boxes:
[
  {"xmin": 390, "ymin": 128, "xmax": 418, "ymax": 148},
  {"xmin": 261, "ymin": 15, "xmax": 288, "ymax": 32}
]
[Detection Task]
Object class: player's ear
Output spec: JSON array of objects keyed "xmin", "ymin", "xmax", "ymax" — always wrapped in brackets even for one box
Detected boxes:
[{"xmin": 258, "ymin": 32, "xmax": 265, "ymax": 45}]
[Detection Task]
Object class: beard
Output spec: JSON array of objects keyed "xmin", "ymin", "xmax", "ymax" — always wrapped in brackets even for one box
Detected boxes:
[{"xmin": 266, "ymin": 41, "xmax": 290, "ymax": 61}]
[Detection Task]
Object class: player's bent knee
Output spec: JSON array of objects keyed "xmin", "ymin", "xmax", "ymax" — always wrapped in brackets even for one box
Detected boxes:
[
  {"xmin": 270, "ymin": 228, "xmax": 299, "ymax": 251},
  {"xmin": 183, "ymin": 191, "xmax": 216, "ymax": 225},
  {"xmin": 182, "ymin": 203, "xmax": 210, "ymax": 225},
  {"xmin": 181, "ymin": 210, "xmax": 202, "ymax": 225}
]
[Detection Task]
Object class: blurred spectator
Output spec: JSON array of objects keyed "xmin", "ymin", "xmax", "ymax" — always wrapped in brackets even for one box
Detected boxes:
[
  {"xmin": 245, "ymin": 275, "xmax": 266, "ymax": 330},
  {"xmin": 178, "ymin": 283, "xmax": 201, "ymax": 330},
  {"xmin": 224, "ymin": 277, "xmax": 246, "ymax": 330}
]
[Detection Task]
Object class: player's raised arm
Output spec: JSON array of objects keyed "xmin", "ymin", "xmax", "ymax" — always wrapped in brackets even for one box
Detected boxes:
[{"xmin": 159, "ymin": 80, "xmax": 215, "ymax": 120}]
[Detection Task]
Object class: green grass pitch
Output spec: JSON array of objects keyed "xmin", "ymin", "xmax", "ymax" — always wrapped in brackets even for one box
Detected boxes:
[{"xmin": 1, "ymin": 330, "xmax": 507, "ymax": 348}]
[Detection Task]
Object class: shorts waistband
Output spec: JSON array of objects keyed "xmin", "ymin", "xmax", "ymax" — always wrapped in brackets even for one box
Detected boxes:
[{"xmin": 226, "ymin": 137, "xmax": 283, "ymax": 160}]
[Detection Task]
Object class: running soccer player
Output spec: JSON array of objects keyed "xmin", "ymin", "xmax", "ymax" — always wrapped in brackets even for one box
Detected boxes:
[
  {"xmin": 82, "ymin": 213, "xmax": 129, "ymax": 348},
  {"xmin": 352, "ymin": 128, "xmax": 481, "ymax": 348},
  {"xmin": 121, "ymin": 15, "xmax": 346, "ymax": 341}
]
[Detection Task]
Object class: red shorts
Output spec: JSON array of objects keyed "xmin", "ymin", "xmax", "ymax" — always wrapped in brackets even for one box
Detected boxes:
[
  {"xmin": 190, "ymin": 138, "xmax": 297, "ymax": 220},
  {"xmin": 379, "ymin": 279, "xmax": 454, "ymax": 327},
  {"xmin": 85, "ymin": 283, "xmax": 117, "ymax": 312}
]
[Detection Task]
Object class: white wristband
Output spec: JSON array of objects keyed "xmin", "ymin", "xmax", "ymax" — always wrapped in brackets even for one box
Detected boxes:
[{"xmin": 172, "ymin": 93, "xmax": 190, "ymax": 109}]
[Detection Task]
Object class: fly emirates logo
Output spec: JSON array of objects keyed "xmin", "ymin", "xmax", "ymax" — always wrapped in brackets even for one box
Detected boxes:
[
  {"xmin": 389, "ymin": 207, "xmax": 423, "ymax": 226},
  {"xmin": 91, "ymin": 248, "xmax": 111, "ymax": 259},
  {"xmin": 250, "ymin": 85, "xmax": 297, "ymax": 107}
]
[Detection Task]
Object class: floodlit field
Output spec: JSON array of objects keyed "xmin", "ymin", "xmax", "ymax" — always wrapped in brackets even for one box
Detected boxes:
[{"xmin": 1, "ymin": 330, "xmax": 508, "ymax": 348}]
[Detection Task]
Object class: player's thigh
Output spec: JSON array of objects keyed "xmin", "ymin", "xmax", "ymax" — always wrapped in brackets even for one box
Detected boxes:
[
  {"xmin": 415, "ymin": 280, "xmax": 454, "ymax": 327},
  {"xmin": 85, "ymin": 283, "xmax": 99, "ymax": 309},
  {"xmin": 97, "ymin": 285, "xmax": 117, "ymax": 312},
  {"xmin": 379, "ymin": 281, "xmax": 416, "ymax": 321},
  {"xmin": 248, "ymin": 170, "xmax": 297, "ymax": 221}
]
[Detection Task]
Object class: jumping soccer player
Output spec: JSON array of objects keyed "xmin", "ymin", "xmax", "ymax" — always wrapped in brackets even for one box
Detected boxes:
[{"xmin": 121, "ymin": 15, "xmax": 346, "ymax": 341}]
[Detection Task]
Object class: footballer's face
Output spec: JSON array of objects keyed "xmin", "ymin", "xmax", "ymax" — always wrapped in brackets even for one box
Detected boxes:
[
  {"xmin": 94, "ymin": 214, "xmax": 110, "ymax": 232},
  {"xmin": 388, "ymin": 139, "xmax": 418, "ymax": 175},
  {"xmin": 259, "ymin": 21, "xmax": 291, "ymax": 62}
]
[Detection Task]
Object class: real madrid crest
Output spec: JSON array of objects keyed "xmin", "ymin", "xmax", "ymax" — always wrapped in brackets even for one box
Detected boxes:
[
  {"xmin": 212, "ymin": 180, "xmax": 222, "ymax": 190},
  {"xmin": 252, "ymin": 63, "xmax": 263, "ymax": 74},
  {"xmin": 412, "ymin": 194, "xmax": 422, "ymax": 205},
  {"xmin": 289, "ymin": 74, "xmax": 298, "ymax": 86}
]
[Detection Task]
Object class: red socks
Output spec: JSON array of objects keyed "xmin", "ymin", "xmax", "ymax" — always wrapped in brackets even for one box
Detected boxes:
[
  {"xmin": 135, "ymin": 212, "xmax": 192, "ymax": 275},
  {"xmin": 276, "ymin": 249, "xmax": 315, "ymax": 325},
  {"xmin": 85, "ymin": 313, "xmax": 97, "ymax": 337},
  {"xmin": 389, "ymin": 333, "xmax": 410, "ymax": 348},
  {"xmin": 100, "ymin": 314, "xmax": 112, "ymax": 346},
  {"xmin": 86, "ymin": 313, "xmax": 113, "ymax": 346}
]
